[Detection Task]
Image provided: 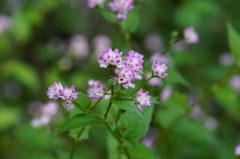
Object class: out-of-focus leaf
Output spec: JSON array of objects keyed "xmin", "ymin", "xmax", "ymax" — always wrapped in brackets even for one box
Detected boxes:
[
  {"xmin": 165, "ymin": 66, "xmax": 190, "ymax": 86},
  {"xmin": 1, "ymin": 60, "xmax": 40, "ymax": 90},
  {"xmin": 212, "ymin": 85, "xmax": 240, "ymax": 121},
  {"xmin": 227, "ymin": 23, "xmax": 240, "ymax": 63},
  {"xmin": 52, "ymin": 114, "xmax": 103, "ymax": 136},
  {"xmin": 156, "ymin": 92, "xmax": 190, "ymax": 128},
  {"xmin": 174, "ymin": 118, "xmax": 217, "ymax": 144},
  {"xmin": 127, "ymin": 143, "xmax": 157, "ymax": 159},
  {"xmin": 111, "ymin": 94, "xmax": 142, "ymax": 118},
  {"xmin": 126, "ymin": 7, "xmax": 140, "ymax": 33},
  {"xmin": 118, "ymin": 105, "xmax": 153, "ymax": 146},
  {"xmin": 99, "ymin": 10, "xmax": 116, "ymax": 23},
  {"xmin": 0, "ymin": 107, "xmax": 20, "ymax": 130}
]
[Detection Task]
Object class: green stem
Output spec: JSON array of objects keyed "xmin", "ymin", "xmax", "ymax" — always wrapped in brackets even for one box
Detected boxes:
[
  {"xmin": 104, "ymin": 101, "xmax": 112, "ymax": 119},
  {"xmin": 161, "ymin": 36, "xmax": 183, "ymax": 55},
  {"xmin": 115, "ymin": 109, "xmax": 122, "ymax": 123},
  {"xmin": 130, "ymin": 75, "xmax": 155, "ymax": 96},
  {"xmin": 125, "ymin": 32, "xmax": 136, "ymax": 50},
  {"xmin": 123, "ymin": 146, "xmax": 131, "ymax": 159},
  {"xmin": 105, "ymin": 121, "xmax": 123, "ymax": 143},
  {"xmin": 89, "ymin": 98, "xmax": 102, "ymax": 110},
  {"xmin": 69, "ymin": 127, "xmax": 86, "ymax": 159},
  {"xmin": 72, "ymin": 101, "xmax": 103, "ymax": 119}
]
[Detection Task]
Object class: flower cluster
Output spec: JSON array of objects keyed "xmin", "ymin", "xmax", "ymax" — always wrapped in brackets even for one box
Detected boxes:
[
  {"xmin": 87, "ymin": 80, "xmax": 106, "ymax": 99},
  {"xmin": 47, "ymin": 82, "xmax": 79, "ymax": 110},
  {"xmin": 98, "ymin": 48, "xmax": 123, "ymax": 68},
  {"xmin": 184, "ymin": 26, "xmax": 199, "ymax": 44},
  {"xmin": 152, "ymin": 61, "xmax": 168, "ymax": 78},
  {"xmin": 98, "ymin": 48, "xmax": 144, "ymax": 89},
  {"xmin": 87, "ymin": 0, "xmax": 105, "ymax": 8},
  {"xmin": 134, "ymin": 89, "xmax": 151, "ymax": 111},
  {"xmin": 109, "ymin": 0, "xmax": 134, "ymax": 19},
  {"xmin": 30, "ymin": 101, "xmax": 59, "ymax": 128}
]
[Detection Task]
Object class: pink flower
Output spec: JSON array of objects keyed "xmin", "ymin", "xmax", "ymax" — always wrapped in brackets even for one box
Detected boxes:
[
  {"xmin": 114, "ymin": 65, "xmax": 136, "ymax": 89},
  {"xmin": 109, "ymin": 0, "xmax": 134, "ymax": 19},
  {"xmin": 98, "ymin": 48, "xmax": 123, "ymax": 68},
  {"xmin": 123, "ymin": 50, "xmax": 144, "ymax": 79},
  {"xmin": 229, "ymin": 75, "xmax": 240, "ymax": 91},
  {"xmin": 47, "ymin": 82, "xmax": 79, "ymax": 110},
  {"xmin": 87, "ymin": 0, "xmax": 105, "ymax": 8},
  {"xmin": 152, "ymin": 61, "xmax": 168, "ymax": 78},
  {"xmin": 87, "ymin": 81, "xmax": 106, "ymax": 99},
  {"xmin": 184, "ymin": 26, "xmax": 199, "ymax": 44},
  {"xmin": 160, "ymin": 87, "xmax": 172, "ymax": 102},
  {"xmin": 134, "ymin": 89, "xmax": 151, "ymax": 111},
  {"xmin": 235, "ymin": 144, "xmax": 240, "ymax": 156}
]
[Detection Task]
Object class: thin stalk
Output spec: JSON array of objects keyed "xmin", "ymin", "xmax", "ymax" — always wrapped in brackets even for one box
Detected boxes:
[
  {"xmin": 130, "ymin": 75, "xmax": 155, "ymax": 96},
  {"xmin": 161, "ymin": 37, "xmax": 183, "ymax": 55},
  {"xmin": 72, "ymin": 101, "xmax": 103, "ymax": 119},
  {"xmin": 123, "ymin": 146, "xmax": 131, "ymax": 159},
  {"xmin": 124, "ymin": 32, "xmax": 136, "ymax": 51},
  {"xmin": 105, "ymin": 121, "xmax": 123, "ymax": 143},
  {"xmin": 69, "ymin": 127, "xmax": 86, "ymax": 159},
  {"xmin": 89, "ymin": 98, "xmax": 102, "ymax": 110}
]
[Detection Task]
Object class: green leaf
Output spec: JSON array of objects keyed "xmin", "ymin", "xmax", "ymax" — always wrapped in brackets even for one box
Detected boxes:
[
  {"xmin": 75, "ymin": 92, "xmax": 91, "ymax": 108},
  {"xmin": 1, "ymin": 60, "xmax": 40, "ymax": 90},
  {"xmin": 174, "ymin": 118, "xmax": 216, "ymax": 144},
  {"xmin": 227, "ymin": 23, "xmax": 240, "ymax": 63},
  {"xmin": 126, "ymin": 7, "xmax": 140, "ymax": 33},
  {"xmin": 156, "ymin": 92, "xmax": 190, "ymax": 128},
  {"xmin": 52, "ymin": 114, "xmax": 103, "ymax": 136},
  {"xmin": 211, "ymin": 85, "xmax": 240, "ymax": 122},
  {"xmin": 98, "ymin": 10, "xmax": 116, "ymax": 23},
  {"xmin": 165, "ymin": 66, "xmax": 190, "ymax": 86},
  {"xmin": 118, "ymin": 105, "xmax": 153, "ymax": 146},
  {"xmin": 111, "ymin": 95, "xmax": 142, "ymax": 118},
  {"xmin": 127, "ymin": 143, "xmax": 157, "ymax": 159}
]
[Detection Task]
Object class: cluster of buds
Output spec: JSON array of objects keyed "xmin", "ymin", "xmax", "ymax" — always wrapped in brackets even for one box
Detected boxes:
[{"xmin": 47, "ymin": 82, "xmax": 79, "ymax": 110}]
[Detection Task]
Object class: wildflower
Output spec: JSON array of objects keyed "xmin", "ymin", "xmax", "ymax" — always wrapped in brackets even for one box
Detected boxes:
[
  {"xmin": 144, "ymin": 34, "xmax": 163, "ymax": 51},
  {"xmin": 87, "ymin": 0, "xmax": 105, "ymax": 8},
  {"xmin": 114, "ymin": 66, "xmax": 136, "ymax": 89},
  {"xmin": 93, "ymin": 34, "xmax": 111, "ymax": 58},
  {"xmin": 98, "ymin": 48, "xmax": 123, "ymax": 68},
  {"xmin": 68, "ymin": 35, "xmax": 89, "ymax": 59},
  {"xmin": 123, "ymin": 50, "xmax": 144, "ymax": 79},
  {"xmin": 30, "ymin": 101, "xmax": 59, "ymax": 128},
  {"xmin": 87, "ymin": 81, "xmax": 106, "ymax": 99},
  {"xmin": 160, "ymin": 87, "xmax": 172, "ymax": 102},
  {"xmin": 229, "ymin": 75, "xmax": 240, "ymax": 91},
  {"xmin": 0, "ymin": 15, "xmax": 11, "ymax": 35},
  {"xmin": 152, "ymin": 61, "xmax": 168, "ymax": 78},
  {"xmin": 47, "ymin": 82, "xmax": 63, "ymax": 100},
  {"xmin": 218, "ymin": 52, "xmax": 233, "ymax": 66},
  {"xmin": 134, "ymin": 89, "xmax": 151, "ymax": 111},
  {"xmin": 109, "ymin": 0, "xmax": 134, "ymax": 20},
  {"xmin": 235, "ymin": 144, "xmax": 240, "ymax": 156},
  {"xmin": 47, "ymin": 82, "xmax": 79, "ymax": 110},
  {"xmin": 150, "ymin": 53, "xmax": 169, "ymax": 64},
  {"xmin": 183, "ymin": 26, "xmax": 199, "ymax": 44}
]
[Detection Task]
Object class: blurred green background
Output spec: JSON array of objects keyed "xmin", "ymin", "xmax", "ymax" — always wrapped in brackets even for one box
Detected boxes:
[{"xmin": 0, "ymin": 0, "xmax": 240, "ymax": 159}]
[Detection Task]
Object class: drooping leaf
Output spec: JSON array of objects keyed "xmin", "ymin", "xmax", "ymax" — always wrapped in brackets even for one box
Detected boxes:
[
  {"xmin": 118, "ymin": 105, "xmax": 153, "ymax": 146},
  {"xmin": 111, "ymin": 95, "xmax": 142, "ymax": 118},
  {"xmin": 227, "ymin": 23, "xmax": 240, "ymax": 63},
  {"xmin": 52, "ymin": 114, "xmax": 103, "ymax": 136},
  {"xmin": 127, "ymin": 143, "xmax": 157, "ymax": 159}
]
